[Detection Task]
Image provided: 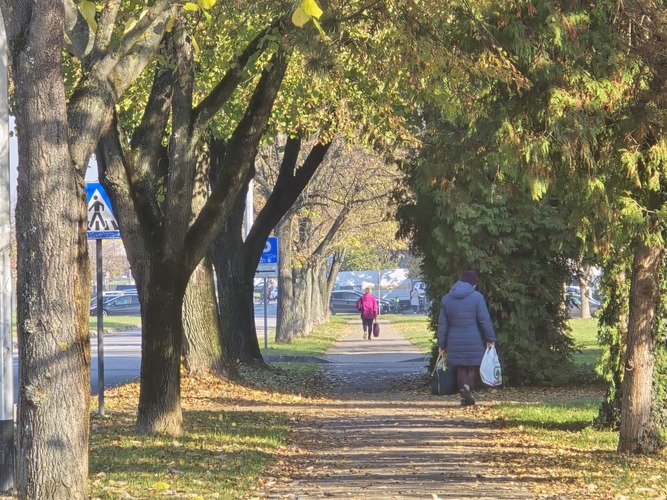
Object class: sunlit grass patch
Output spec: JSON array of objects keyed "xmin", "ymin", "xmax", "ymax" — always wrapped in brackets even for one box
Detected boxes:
[
  {"xmin": 386, "ymin": 315, "xmax": 433, "ymax": 352},
  {"xmin": 492, "ymin": 399, "xmax": 616, "ymax": 448},
  {"xmin": 261, "ymin": 318, "xmax": 350, "ymax": 357},
  {"xmin": 485, "ymin": 397, "xmax": 667, "ymax": 497},
  {"xmin": 89, "ymin": 410, "xmax": 289, "ymax": 499}
]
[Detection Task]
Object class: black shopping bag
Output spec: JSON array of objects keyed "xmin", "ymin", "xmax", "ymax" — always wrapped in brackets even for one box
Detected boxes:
[{"xmin": 431, "ymin": 362, "xmax": 457, "ymax": 395}]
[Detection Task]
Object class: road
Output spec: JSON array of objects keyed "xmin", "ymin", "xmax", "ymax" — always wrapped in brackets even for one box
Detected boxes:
[{"xmin": 10, "ymin": 304, "xmax": 279, "ymax": 402}]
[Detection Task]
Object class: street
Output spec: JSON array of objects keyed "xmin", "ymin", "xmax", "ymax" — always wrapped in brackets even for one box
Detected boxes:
[{"xmin": 9, "ymin": 305, "xmax": 279, "ymax": 402}]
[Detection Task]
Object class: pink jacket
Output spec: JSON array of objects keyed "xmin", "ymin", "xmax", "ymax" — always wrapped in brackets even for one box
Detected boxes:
[{"xmin": 356, "ymin": 292, "xmax": 378, "ymax": 320}]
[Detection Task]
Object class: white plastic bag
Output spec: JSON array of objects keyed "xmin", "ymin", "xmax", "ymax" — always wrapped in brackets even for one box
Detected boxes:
[{"xmin": 480, "ymin": 346, "xmax": 502, "ymax": 387}]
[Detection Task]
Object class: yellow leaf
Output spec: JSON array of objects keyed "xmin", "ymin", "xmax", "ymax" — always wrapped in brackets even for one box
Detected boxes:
[
  {"xmin": 197, "ymin": 0, "xmax": 216, "ymax": 9},
  {"xmin": 301, "ymin": 0, "xmax": 323, "ymax": 19},
  {"xmin": 152, "ymin": 482, "xmax": 170, "ymax": 491},
  {"xmin": 79, "ymin": 0, "xmax": 97, "ymax": 32},
  {"xmin": 165, "ymin": 17, "xmax": 174, "ymax": 33},
  {"xmin": 292, "ymin": 7, "xmax": 310, "ymax": 28},
  {"xmin": 191, "ymin": 36, "xmax": 200, "ymax": 54},
  {"xmin": 183, "ymin": 2, "xmax": 199, "ymax": 11}
]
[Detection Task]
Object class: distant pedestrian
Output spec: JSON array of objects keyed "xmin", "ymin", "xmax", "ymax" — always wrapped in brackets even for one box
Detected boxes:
[
  {"xmin": 437, "ymin": 269, "xmax": 496, "ymax": 406},
  {"xmin": 356, "ymin": 287, "xmax": 379, "ymax": 340},
  {"xmin": 410, "ymin": 286, "xmax": 420, "ymax": 313}
]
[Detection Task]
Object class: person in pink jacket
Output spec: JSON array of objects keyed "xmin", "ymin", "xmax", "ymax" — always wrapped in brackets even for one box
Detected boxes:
[{"xmin": 356, "ymin": 287, "xmax": 379, "ymax": 340}]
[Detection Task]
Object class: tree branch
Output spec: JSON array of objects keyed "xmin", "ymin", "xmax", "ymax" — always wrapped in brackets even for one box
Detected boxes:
[{"xmin": 184, "ymin": 47, "xmax": 290, "ymax": 273}]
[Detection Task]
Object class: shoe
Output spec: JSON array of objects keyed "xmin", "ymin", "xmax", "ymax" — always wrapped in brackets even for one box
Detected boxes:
[{"xmin": 459, "ymin": 384, "xmax": 475, "ymax": 405}]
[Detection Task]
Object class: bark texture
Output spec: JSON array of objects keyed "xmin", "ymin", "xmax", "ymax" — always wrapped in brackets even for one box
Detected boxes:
[
  {"xmin": 136, "ymin": 267, "xmax": 187, "ymax": 435},
  {"xmin": 618, "ymin": 236, "xmax": 663, "ymax": 453},
  {"xmin": 7, "ymin": 3, "xmax": 90, "ymax": 497},
  {"xmin": 183, "ymin": 257, "xmax": 226, "ymax": 374}
]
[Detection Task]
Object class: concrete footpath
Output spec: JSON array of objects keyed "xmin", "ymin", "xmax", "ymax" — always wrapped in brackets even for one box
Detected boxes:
[
  {"xmin": 256, "ymin": 319, "xmax": 534, "ymax": 499},
  {"xmin": 322, "ymin": 319, "xmax": 429, "ymax": 393}
]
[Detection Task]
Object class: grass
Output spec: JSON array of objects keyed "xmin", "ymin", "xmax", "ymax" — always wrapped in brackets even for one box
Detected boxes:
[
  {"xmin": 383, "ymin": 313, "xmax": 434, "ymax": 352},
  {"xmin": 485, "ymin": 392, "xmax": 667, "ymax": 497},
  {"xmin": 88, "ymin": 369, "xmax": 318, "ymax": 499},
  {"xmin": 89, "ymin": 315, "xmax": 141, "ymax": 333},
  {"xmin": 260, "ymin": 315, "xmax": 349, "ymax": 356},
  {"xmin": 569, "ymin": 317, "xmax": 602, "ymax": 366}
]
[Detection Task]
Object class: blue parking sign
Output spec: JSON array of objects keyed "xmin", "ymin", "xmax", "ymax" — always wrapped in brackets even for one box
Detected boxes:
[{"xmin": 260, "ymin": 236, "xmax": 278, "ymax": 264}]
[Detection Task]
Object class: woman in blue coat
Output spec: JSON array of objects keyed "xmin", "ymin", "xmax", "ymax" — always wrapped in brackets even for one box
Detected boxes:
[{"xmin": 437, "ymin": 269, "xmax": 496, "ymax": 406}]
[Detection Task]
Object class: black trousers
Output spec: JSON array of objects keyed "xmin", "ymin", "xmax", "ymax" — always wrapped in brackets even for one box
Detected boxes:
[
  {"xmin": 456, "ymin": 366, "xmax": 478, "ymax": 391},
  {"xmin": 362, "ymin": 318, "xmax": 374, "ymax": 337}
]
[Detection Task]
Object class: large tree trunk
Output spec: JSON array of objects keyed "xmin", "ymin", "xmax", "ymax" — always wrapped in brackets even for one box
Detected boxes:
[
  {"xmin": 9, "ymin": 4, "xmax": 91, "ymax": 498},
  {"xmin": 136, "ymin": 268, "xmax": 186, "ymax": 436},
  {"xmin": 183, "ymin": 257, "xmax": 229, "ymax": 375},
  {"xmin": 182, "ymin": 144, "xmax": 232, "ymax": 377},
  {"xmin": 210, "ymin": 169, "xmax": 263, "ymax": 363},
  {"xmin": 618, "ymin": 236, "xmax": 663, "ymax": 453}
]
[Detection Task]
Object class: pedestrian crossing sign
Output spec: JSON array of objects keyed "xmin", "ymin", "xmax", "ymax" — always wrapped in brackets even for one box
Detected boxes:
[{"xmin": 86, "ymin": 183, "xmax": 120, "ymax": 239}]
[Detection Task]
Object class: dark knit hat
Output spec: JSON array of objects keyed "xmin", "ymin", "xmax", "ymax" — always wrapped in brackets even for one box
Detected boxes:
[{"xmin": 460, "ymin": 269, "xmax": 479, "ymax": 286}]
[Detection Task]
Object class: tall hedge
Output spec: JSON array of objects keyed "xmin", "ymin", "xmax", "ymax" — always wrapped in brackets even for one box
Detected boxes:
[{"xmin": 396, "ymin": 120, "xmax": 578, "ymax": 385}]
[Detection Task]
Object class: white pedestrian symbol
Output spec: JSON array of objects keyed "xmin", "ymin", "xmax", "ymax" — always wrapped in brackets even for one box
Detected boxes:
[{"xmin": 87, "ymin": 191, "xmax": 119, "ymax": 232}]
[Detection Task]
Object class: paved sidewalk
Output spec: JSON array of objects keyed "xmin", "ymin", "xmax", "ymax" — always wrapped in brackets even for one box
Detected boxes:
[
  {"xmin": 323, "ymin": 319, "xmax": 430, "ymax": 393},
  {"xmin": 256, "ymin": 320, "xmax": 535, "ymax": 499}
]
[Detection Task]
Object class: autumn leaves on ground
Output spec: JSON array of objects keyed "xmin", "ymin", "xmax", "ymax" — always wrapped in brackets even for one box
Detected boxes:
[{"xmin": 87, "ymin": 320, "xmax": 666, "ymax": 500}]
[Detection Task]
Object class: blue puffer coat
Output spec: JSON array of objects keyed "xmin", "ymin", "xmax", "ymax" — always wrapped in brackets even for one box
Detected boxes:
[{"xmin": 437, "ymin": 281, "xmax": 496, "ymax": 367}]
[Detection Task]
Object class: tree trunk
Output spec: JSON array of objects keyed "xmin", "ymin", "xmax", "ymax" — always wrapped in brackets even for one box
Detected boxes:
[
  {"xmin": 311, "ymin": 262, "xmax": 329, "ymax": 326},
  {"xmin": 136, "ymin": 269, "xmax": 185, "ymax": 436},
  {"xmin": 211, "ymin": 230, "xmax": 262, "ymax": 363},
  {"xmin": 182, "ymin": 144, "xmax": 232, "ymax": 377},
  {"xmin": 292, "ymin": 267, "xmax": 310, "ymax": 338},
  {"xmin": 580, "ymin": 272, "xmax": 592, "ymax": 319},
  {"xmin": 183, "ymin": 256, "xmax": 228, "ymax": 375},
  {"xmin": 9, "ymin": 4, "xmax": 91, "ymax": 497},
  {"xmin": 275, "ymin": 217, "xmax": 297, "ymax": 343},
  {"xmin": 211, "ymin": 194, "xmax": 262, "ymax": 363},
  {"xmin": 618, "ymin": 236, "xmax": 663, "ymax": 453}
]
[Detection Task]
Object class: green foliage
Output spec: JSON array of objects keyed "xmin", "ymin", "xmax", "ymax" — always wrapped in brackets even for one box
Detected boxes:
[{"xmin": 397, "ymin": 112, "xmax": 578, "ymax": 385}]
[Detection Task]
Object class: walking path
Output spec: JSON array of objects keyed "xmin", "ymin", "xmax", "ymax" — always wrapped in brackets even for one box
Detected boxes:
[{"xmin": 254, "ymin": 320, "xmax": 534, "ymax": 499}]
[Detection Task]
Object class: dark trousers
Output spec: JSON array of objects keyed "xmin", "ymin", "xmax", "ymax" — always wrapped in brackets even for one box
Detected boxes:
[
  {"xmin": 456, "ymin": 366, "xmax": 478, "ymax": 391},
  {"xmin": 362, "ymin": 318, "xmax": 374, "ymax": 338}
]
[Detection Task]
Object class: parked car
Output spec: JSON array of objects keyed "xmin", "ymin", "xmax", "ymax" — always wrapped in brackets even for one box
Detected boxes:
[
  {"xmin": 566, "ymin": 291, "xmax": 601, "ymax": 317},
  {"xmin": 329, "ymin": 290, "xmax": 391, "ymax": 315},
  {"xmin": 90, "ymin": 293, "xmax": 141, "ymax": 316},
  {"xmin": 89, "ymin": 290, "xmax": 126, "ymax": 308}
]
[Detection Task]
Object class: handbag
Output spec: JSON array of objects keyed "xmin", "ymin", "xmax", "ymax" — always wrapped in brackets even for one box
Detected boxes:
[
  {"xmin": 430, "ymin": 353, "xmax": 457, "ymax": 395},
  {"xmin": 372, "ymin": 321, "xmax": 380, "ymax": 337},
  {"xmin": 480, "ymin": 345, "xmax": 502, "ymax": 387}
]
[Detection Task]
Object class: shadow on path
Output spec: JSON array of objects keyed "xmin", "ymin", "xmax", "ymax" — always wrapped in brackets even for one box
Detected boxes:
[{"xmin": 255, "ymin": 321, "xmax": 535, "ymax": 499}]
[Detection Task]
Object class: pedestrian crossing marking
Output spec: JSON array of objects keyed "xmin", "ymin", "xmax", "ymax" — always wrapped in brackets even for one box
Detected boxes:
[
  {"xmin": 86, "ymin": 183, "xmax": 120, "ymax": 239},
  {"xmin": 88, "ymin": 189, "xmax": 119, "ymax": 231}
]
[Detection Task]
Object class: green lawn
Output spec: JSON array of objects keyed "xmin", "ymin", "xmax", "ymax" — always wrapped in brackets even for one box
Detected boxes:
[
  {"xmin": 89, "ymin": 316, "xmax": 141, "ymax": 333},
  {"xmin": 260, "ymin": 315, "xmax": 349, "ymax": 356}
]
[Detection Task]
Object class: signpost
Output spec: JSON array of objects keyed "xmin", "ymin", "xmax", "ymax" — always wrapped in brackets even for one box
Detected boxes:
[
  {"xmin": 86, "ymin": 182, "xmax": 121, "ymax": 416},
  {"xmin": 256, "ymin": 237, "xmax": 278, "ymax": 348}
]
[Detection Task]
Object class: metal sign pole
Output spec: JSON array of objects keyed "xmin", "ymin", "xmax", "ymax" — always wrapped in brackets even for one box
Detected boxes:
[
  {"xmin": 377, "ymin": 270, "xmax": 382, "ymax": 315},
  {"xmin": 263, "ymin": 278, "xmax": 268, "ymax": 349},
  {"xmin": 96, "ymin": 240, "xmax": 104, "ymax": 415}
]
